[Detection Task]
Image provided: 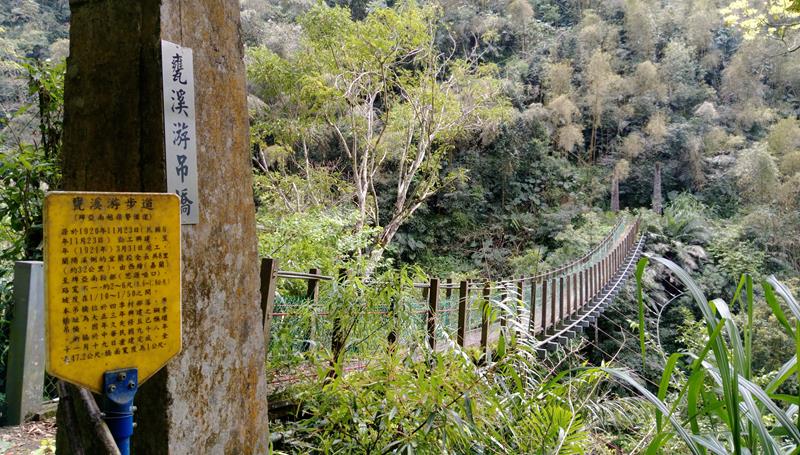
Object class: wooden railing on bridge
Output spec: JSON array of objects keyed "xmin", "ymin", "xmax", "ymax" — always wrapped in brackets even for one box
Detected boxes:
[{"xmin": 262, "ymin": 218, "xmax": 643, "ymax": 390}]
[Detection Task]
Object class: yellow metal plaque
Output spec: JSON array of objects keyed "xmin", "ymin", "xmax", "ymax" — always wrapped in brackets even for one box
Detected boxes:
[{"xmin": 43, "ymin": 192, "xmax": 182, "ymax": 393}]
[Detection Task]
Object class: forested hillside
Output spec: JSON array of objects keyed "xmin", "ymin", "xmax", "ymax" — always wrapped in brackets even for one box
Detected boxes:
[
  {"xmin": 2, "ymin": 0, "xmax": 800, "ymax": 452},
  {"xmin": 242, "ymin": 0, "xmax": 800, "ymax": 282}
]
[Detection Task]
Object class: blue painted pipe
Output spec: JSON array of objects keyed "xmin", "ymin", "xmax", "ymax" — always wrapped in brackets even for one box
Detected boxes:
[{"xmin": 103, "ymin": 368, "xmax": 138, "ymax": 455}]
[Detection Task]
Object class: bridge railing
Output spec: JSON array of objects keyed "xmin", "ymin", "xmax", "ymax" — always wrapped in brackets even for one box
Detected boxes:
[{"xmin": 262, "ymin": 218, "xmax": 642, "ymax": 390}]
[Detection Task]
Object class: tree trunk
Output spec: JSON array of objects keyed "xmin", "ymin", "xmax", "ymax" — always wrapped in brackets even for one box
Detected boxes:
[
  {"xmin": 58, "ymin": 0, "xmax": 269, "ymax": 453},
  {"xmin": 652, "ymin": 162, "xmax": 663, "ymax": 215},
  {"xmin": 610, "ymin": 173, "xmax": 620, "ymax": 212},
  {"xmin": 363, "ymin": 215, "xmax": 407, "ymax": 276}
]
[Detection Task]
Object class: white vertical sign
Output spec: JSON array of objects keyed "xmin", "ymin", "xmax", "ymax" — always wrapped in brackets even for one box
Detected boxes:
[{"xmin": 161, "ymin": 40, "xmax": 199, "ymax": 224}]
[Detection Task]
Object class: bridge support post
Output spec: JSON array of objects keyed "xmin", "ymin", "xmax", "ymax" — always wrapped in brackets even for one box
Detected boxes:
[
  {"xmin": 572, "ymin": 274, "xmax": 578, "ymax": 317},
  {"xmin": 538, "ymin": 279, "xmax": 546, "ymax": 337},
  {"xmin": 558, "ymin": 277, "xmax": 565, "ymax": 324}
]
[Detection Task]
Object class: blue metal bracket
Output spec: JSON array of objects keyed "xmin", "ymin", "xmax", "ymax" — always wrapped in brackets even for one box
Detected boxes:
[{"xmin": 103, "ymin": 368, "xmax": 138, "ymax": 455}]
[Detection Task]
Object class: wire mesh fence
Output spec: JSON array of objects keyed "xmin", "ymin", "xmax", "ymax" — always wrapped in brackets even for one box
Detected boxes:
[{"xmin": 264, "ymin": 218, "xmax": 642, "ymax": 392}]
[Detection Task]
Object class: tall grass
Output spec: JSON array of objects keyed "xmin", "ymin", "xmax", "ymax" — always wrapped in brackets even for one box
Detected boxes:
[{"xmin": 627, "ymin": 255, "xmax": 800, "ymax": 454}]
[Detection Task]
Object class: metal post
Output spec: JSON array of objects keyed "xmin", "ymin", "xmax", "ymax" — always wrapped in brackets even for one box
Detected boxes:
[
  {"xmin": 6, "ymin": 261, "xmax": 45, "ymax": 425},
  {"xmin": 103, "ymin": 368, "xmax": 138, "ymax": 455}
]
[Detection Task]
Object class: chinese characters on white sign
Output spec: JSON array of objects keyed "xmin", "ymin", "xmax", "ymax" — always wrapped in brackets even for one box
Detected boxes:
[{"xmin": 161, "ymin": 40, "xmax": 199, "ymax": 224}]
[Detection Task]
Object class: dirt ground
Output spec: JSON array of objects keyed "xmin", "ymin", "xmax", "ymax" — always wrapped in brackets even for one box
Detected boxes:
[{"xmin": 0, "ymin": 419, "xmax": 56, "ymax": 454}]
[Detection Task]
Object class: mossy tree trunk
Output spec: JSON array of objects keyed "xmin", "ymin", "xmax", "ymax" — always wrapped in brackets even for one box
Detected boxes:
[{"xmin": 57, "ymin": 0, "xmax": 269, "ymax": 453}]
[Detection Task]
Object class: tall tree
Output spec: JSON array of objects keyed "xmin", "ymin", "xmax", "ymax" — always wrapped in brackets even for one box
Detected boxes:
[
  {"xmin": 248, "ymin": 3, "xmax": 511, "ymax": 267},
  {"xmin": 722, "ymin": 0, "xmax": 800, "ymax": 53},
  {"xmin": 584, "ymin": 50, "xmax": 622, "ymax": 162},
  {"xmin": 652, "ymin": 162, "xmax": 663, "ymax": 214},
  {"xmin": 624, "ymin": 0, "xmax": 657, "ymax": 59}
]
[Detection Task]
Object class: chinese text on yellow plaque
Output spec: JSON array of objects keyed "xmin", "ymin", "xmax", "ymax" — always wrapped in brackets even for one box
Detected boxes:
[{"xmin": 44, "ymin": 192, "xmax": 182, "ymax": 393}]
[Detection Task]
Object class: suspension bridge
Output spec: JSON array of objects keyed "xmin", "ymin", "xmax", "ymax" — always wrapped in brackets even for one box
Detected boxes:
[{"xmin": 263, "ymin": 217, "xmax": 644, "ymax": 394}]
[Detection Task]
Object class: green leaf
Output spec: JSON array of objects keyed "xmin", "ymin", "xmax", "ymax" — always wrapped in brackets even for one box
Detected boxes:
[{"xmin": 635, "ymin": 256, "xmax": 649, "ymax": 371}]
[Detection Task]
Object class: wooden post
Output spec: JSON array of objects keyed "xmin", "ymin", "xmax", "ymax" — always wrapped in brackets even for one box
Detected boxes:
[
  {"xmin": 601, "ymin": 256, "xmax": 606, "ymax": 288},
  {"xmin": 6, "ymin": 261, "xmax": 45, "ymax": 425},
  {"xmin": 550, "ymin": 276, "xmax": 557, "ymax": 331},
  {"xmin": 516, "ymin": 280, "xmax": 524, "ymax": 338},
  {"xmin": 329, "ymin": 268, "xmax": 347, "ymax": 377},
  {"xmin": 480, "ymin": 283, "xmax": 490, "ymax": 352},
  {"xmin": 500, "ymin": 291, "xmax": 508, "ymax": 328},
  {"xmin": 302, "ymin": 267, "xmax": 321, "ymax": 352},
  {"xmin": 426, "ymin": 278, "xmax": 440, "ymax": 350},
  {"xmin": 565, "ymin": 273, "xmax": 572, "ymax": 317},
  {"xmin": 260, "ymin": 258, "xmax": 278, "ymax": 343},
  {"xmin": 457, "ymin": 280, "xmax": 469, "ymax": 347},
  {"xmin": 538, "ymin": 279, "xmax": 546, "ymax": 336},
  {"xmin": 387, "ymin": 296, "xmax": 397, "ymax": 347},
  {"xmin": 610, "ymin": 251, "xmax": 614, "ymax": 280},
  {"xmin": 444, "ymin": 278, "xmax": 453, "ymax": 332},
  {"xmin": 572, "ymin": 273, "xmax": 578, "ymax": 315},
  {"xmin": 306, "ymin": 267, "xmax": 321, "ymax": 304},
  {"xmin": 583, "ymin": 269, "xmax": 589, "ymax": 307},
  {"xmin": 558, "ymin": 276, "xmax": 565, "ymax": 323}
]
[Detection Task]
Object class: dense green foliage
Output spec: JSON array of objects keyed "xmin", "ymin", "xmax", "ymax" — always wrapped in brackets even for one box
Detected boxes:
[
  {"xmin": 1, "ymin": 0, "xmax": 800, "ymax": 452},
  {"xmin": 0, "ymin": 57, "xmax": 63, "ymax": 408}
]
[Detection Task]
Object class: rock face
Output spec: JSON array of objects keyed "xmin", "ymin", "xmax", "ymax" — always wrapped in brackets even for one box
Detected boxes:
[{"xmin": 59, "ymin": 0, "xmax": 269, "ymax": 453}]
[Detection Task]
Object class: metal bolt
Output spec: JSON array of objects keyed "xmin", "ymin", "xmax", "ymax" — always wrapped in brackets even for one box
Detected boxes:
[
  {"xmin": 107, "ymin": 384, "xmax": 116, "ymax": 393},
  {"xmin": 128, "ymin": 380, "xmax": 136, "ymax": 390},
  {"xmin": 117, "ymin": 372, "xmax": 127, "ymax": 381}
]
